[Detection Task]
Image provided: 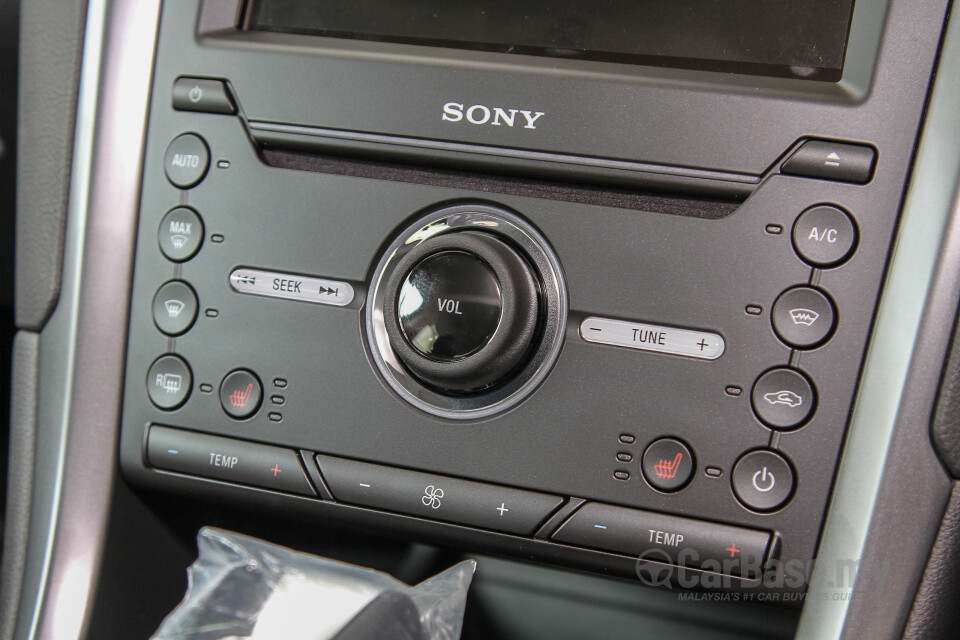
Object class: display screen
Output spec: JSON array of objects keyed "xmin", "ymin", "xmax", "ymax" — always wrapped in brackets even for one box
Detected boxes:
[{"xmin": 247, "ymin": 0, "xmax": 856, "ymax": 81}]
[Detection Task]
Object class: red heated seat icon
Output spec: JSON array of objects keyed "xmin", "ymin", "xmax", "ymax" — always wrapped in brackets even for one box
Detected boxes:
[
  {"xmin": 229, "ymin": 383, "xmax": 254, "ymax": 408},
  {"xmin": 654, "ymin": 452, "xmax": 684, "ymax": 479}
]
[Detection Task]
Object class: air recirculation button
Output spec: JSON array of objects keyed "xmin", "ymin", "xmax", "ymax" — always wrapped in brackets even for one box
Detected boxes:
[{"xmin": 383, "ymin": 231, "xmax": 540, "ymax": 394}]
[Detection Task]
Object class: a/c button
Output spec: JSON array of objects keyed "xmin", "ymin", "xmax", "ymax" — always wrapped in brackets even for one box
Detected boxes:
[{"xmin": 792, "ymin": 205, "xmax": 857, "ymax": 268}]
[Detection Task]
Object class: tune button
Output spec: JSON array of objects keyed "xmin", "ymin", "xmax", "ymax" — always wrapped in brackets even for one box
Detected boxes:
[
  {"xmin": 219, "ymin": 369, "xmax": 263, "ymax": 419},
  {"xmin": 792, "ymin": 205, "xmax": 857, "ymax": 267},
  {"xmin": 771, "ymin": 286, "xmax": 836, "ymax": 349},
  {"xmin": 751, "ymin": 368, "xmax": 816, "ymax": 430},
  {"xmin": 152, "ymin": 280, "xmax": 198, "ymax": 336},
  {"xmin": 732, "ymin": 450, "xmax": 795, "ymax": 512},
  {"xmin": 147, "ymin": 355, "xmax": 192, "ymax": 410},
  {"xmin": 158, "ymin": 207, "xmax": 204, "ymax": 262},
  {"xmin": 163, "ymin": 133, "xmax": 210, "ymax": 188},
  {"xmin": 641, "ymin": 438, "xmax": 695, "ymax": 492}
]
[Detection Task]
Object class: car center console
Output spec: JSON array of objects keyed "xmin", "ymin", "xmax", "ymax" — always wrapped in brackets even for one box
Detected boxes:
[{"xmin": 118, "ymin": 0, "xmax": 950, "ymax": 597}]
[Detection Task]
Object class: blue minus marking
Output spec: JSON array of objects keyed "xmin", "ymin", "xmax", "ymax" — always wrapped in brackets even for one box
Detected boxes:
[
  {"xmin": 168, "ymin": 449, "xmax": 179, "ymax": 455},
  {"xmin": 594, "ymin": 525, "xmax": 607, "ymax": 530}
]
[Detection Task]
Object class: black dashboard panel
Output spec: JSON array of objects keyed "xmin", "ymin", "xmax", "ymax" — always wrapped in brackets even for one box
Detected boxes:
[{"xmin": 116, "ymin": 0, "xmax": 948, "ymax": 605}]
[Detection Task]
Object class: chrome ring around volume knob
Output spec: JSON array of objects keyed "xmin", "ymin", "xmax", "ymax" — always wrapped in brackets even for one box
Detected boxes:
[{"xmin": 366, "ymin": 204, "xmax": 567, "ymax": 419}]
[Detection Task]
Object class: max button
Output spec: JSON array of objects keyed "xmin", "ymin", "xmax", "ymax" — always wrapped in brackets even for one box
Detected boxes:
[{"xmin": 158, "ymin": 207, "xmax": 204, "ymax": 262}]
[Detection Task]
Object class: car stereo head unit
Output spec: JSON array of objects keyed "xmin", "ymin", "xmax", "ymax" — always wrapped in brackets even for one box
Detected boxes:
[{"xmin": 119, "ymin": 0, "xmax": 947, "ymax": 599}]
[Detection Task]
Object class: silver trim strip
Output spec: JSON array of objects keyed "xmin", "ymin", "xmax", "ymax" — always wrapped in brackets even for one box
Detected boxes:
[
  {"xmin": 249, "ymin": 120, "xmax": 761, "ymax": 186},
  {"xmin": 796, "ymin": 5, "xmax": 960, "ymax": 638},
  {"xmin": 14, "ymin": 0, "xmax": 162, "ymax": 638}
]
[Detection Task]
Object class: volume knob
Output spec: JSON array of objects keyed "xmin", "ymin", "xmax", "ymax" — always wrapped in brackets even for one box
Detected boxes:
[{"xmin": 383, "ymin": 231, "xmax": 540, "ymax": 394}]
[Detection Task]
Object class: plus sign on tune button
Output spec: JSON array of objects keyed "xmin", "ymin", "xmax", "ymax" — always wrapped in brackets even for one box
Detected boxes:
[{"xmin": 732, "ymin": 450, "xmax": 795, "ymax": 512}]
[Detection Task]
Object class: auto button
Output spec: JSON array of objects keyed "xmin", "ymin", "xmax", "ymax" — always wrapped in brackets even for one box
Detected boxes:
[{"xmin": 316, "ymin": 455, "xmax": 563, "ymax": 535}]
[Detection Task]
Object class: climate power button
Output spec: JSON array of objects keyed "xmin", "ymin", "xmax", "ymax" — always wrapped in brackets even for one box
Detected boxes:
[{"xmin": 732, "ymin": 450, "xmax": 795, "ymax": 512}]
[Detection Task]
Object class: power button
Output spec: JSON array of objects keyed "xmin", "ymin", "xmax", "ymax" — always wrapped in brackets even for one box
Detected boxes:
[{"xmin": 732, "ymin": 450, "xmax": 795, "ymax": 512}]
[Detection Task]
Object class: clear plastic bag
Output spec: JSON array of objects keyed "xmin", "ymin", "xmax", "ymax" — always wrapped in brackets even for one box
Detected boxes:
[{"xmin": 151, "ymin": 527, "xmax": 476, "ymax": 640}]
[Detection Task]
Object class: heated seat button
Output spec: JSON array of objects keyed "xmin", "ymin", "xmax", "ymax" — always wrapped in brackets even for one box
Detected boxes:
[
  {"xmin": 147, "ymin": 425, "xmax": 315, "ymax": 496},
  {"xmin": 316, "ymin": 455, "xmax": 564, "ymax": 535},
  {"xmin": 641, "ymin": 438, "xmax": 694, "ymax": 492},
  {"xmin": 164, "ymin": 133, "xmax": 210, "ymax": 188},
  {"xmin": 146, "ymin": 355, "xmax": 192, "ymax": 410},
  {"xmin": 399, "ymin": 251, "xmax": 502, "ymax": 361},
  {"xmin": 152, "ymin": 280, "xmax": 198, "ymax": 336},
  {"xmin": 551, "ymin": 503, "xmax": 770, "ymax": 579},
  {"xmin": 781, "ymin": 140, "xmax": 876, "ymax": 184},
  {"xmin": 158, "ymin": 207, "xmax": 204, "ymax": 262},
  {"xmin": 751, "ymin": 368, "xmax": 816, "ymax": 430},
  {"xmin": 792, "ymin": 205, "xmax": 858, "ymax": 267},
  {"xmin": 771, "ymin": 286, "xmax": 836, "ymax": 349},
  {"xmin": 219, "ymin": 369, "xmax": 263, "ymax": 419},
  {"xmin": 732, "ymin": 450, "xmax": 795, "ymax": 512},
  {"xmin": 172, "ymin": 77, "xmax": 236, "ymax": 115}
]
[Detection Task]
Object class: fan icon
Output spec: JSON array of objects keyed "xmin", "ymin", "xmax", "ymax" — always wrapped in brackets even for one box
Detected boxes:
[{"xmin": 422, "ymin": 485, "xmax": 444, "ymax": 509}]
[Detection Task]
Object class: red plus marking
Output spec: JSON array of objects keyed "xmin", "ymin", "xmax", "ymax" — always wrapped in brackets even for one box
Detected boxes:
[
  {"xmin": 726, "ymin": 543, "xmax": 740, "ymax": 557},
  {"xmin": 271, "ymin": 464, "xmax": 282, "ymax": 477}
]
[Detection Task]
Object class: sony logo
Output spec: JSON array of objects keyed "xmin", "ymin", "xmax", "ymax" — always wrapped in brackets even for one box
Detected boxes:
[{"xmin": 442, "ymin": 102, "xmax": 545, "ymax": 129}]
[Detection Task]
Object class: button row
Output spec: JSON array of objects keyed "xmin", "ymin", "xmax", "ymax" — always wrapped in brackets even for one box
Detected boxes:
[
  {"xmin": 143, "ymin": 426, "xmax": 773, "ymax": 578},
  {"xmin": 637, "ymin": 434, "xmax": 794, "ymax": 512},
  {"xmin": 145, "ymin": 355, "xmax": 264, "ymax": 420}
]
